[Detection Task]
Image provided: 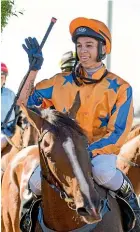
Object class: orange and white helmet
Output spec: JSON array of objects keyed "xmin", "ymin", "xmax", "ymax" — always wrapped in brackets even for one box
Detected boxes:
[{"xmin": 69, "ymin": 17, "xmax": 111, "ymax": 62}]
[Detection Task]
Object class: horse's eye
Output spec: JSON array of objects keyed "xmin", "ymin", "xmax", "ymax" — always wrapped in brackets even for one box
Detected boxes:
[{"xmin": 41, "ymin": 139, "xmax": 49, "ymax": 148}]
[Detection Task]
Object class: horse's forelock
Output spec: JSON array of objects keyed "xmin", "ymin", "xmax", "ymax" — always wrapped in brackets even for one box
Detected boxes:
[
  {"xmin": 53, "ymin": 111, "xmax": 85, "ymax": 137},
  {"xmin": 41, "ymin": 109, "xmax": 50, "ymax": 119},
  {"xmin": 41, "ymin": 108, "xmax": 57, "ymax": 122},
  {"xmin": 41, "ymin": 109, "xmax": 85, "ymax": 138}
]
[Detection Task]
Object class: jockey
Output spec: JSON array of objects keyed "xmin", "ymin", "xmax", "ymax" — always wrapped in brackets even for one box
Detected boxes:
[
  {"xmin": 1, "ymin": 62, "xmax": 16, "ymax": 150},
  {"xmin": 18, "ymin": 17, "xmax": 140, "ymax": 230},
  {"xmin": 60, "ymin": 51, "xmax": 76, "ymax": 72}
]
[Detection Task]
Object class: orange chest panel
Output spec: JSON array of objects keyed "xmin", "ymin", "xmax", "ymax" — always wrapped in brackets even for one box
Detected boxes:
[{"xmin": 52, "ymin": 75, "xmax": 118, "ymax": 142}]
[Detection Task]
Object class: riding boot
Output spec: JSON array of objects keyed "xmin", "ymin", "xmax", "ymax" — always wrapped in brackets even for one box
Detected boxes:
[{"xmin": 117, "ymin": 174, "xmax": 140, "ymax": 232}]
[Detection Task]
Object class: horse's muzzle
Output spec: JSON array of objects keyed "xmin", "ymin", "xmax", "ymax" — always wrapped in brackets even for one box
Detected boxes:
[{"xmin": 76, "ymin": 204, "xmax": 102, "ymax": 222}]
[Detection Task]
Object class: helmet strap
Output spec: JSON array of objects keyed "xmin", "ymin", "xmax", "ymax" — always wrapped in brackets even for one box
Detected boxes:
[{"xmin": 96, "ymin": 41, "xmax": 106, "ymax": 62}]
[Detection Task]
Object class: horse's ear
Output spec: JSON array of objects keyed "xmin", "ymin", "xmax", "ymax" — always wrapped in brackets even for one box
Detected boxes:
[
  {"xmin": 68, "ymin": 91, "xmax": 81, "ymax": 119},
  {"xmin": 20, "ymin": 104, "xmax": 42, "ymax": 136}
]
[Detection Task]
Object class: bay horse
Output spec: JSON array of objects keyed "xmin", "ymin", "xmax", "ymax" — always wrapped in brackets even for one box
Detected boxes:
[
  {"xmin": 117, "ymin": 124, "xmax": 140, "ymax": 196},
  {"xmin": 2, "ymin": 102, "xmax": 125, "ymax": 232}
]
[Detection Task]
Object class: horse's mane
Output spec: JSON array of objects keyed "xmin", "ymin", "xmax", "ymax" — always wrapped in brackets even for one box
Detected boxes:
[{"xmin": 41, "ymin": 108, "xmax": 85, "ymax": 137}]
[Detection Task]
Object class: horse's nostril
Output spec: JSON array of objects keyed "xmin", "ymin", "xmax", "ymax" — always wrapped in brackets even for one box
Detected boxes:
[
  {"xmin": 77, "ymin": 206, "xmax": 102, "ymax": 222},
  {"xmin": 77, "ymin": 207, "xmax": 89, "ymax": 216}
]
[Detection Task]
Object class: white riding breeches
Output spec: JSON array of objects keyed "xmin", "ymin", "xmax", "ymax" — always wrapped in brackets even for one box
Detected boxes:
[
  {"xmin": 91, "ymin": 154, "xmax": 123, "ymax": 191},
  {"xmin": 29, "ymin": 154, "xmax": 123, "ymax": 195},
  {"xmin": 29, "ymin": 165, "xmax": 41, "ymax": 196}
]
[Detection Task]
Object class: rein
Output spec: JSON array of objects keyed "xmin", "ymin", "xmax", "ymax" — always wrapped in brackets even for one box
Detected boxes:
[
  {"xmin": 118, "ymin": 156, "xmax": 140, "ymax": 168},
  {"xmin": 38, "ymin": 129, "xmax": 74, "ymax": 205},
  {"xmin": 4, "ymin": 133, "xmax": 21, "ymax": 150},
  {"xmin": 2, "ymin": 127, "xmax": 25, "ymax": 151}
]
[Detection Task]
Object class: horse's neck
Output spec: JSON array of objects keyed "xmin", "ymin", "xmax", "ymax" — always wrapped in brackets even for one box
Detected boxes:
[
  {"xmin": 12, "ymin": 125, "xmax": 22, "ymax": 142},
  {"xmin": 41, "ymin": 181, "xmax": 85, "ymax": 231},
  {"xmin": 1, "ymin": 126, "xmax": 22, "ymax": 161}
]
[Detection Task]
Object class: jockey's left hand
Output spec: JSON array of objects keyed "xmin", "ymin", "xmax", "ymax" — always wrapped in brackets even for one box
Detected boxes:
[
  {"xmin": 22, "ymin": 37, "xmax": 44, "ymax": 71},
  {"xmin": 116, "ymin": 157, "xmax": 130, "ymax": 174}
]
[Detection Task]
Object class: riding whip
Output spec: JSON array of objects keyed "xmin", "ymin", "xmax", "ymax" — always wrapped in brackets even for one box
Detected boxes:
[{"xmin": 2, "ymin": 17, "xmax": 57, "ymax": 129}]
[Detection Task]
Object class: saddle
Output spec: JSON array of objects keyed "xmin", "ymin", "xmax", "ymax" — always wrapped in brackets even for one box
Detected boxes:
[
  {"xmin": 109, "ymin": 190, "xmax": 136, "ymax": 232},
  {"xmin": 20, "ymin": 195, "xmax": 41, "ymax": 232}
]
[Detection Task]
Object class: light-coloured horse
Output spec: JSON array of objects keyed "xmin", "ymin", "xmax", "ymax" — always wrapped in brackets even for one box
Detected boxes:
[{"xmin": 1, "ymin": 111, "xmax": 38, "ymax": 176}]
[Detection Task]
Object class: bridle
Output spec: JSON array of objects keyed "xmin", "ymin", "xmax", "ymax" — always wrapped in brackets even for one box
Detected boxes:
[{"xmin": 38, "ymin": 128, "xmax": 76, "ymax": 209}]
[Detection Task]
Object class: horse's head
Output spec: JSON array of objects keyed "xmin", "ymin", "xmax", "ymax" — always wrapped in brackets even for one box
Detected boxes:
[{"xmin": 21, "ymin": 93, "xmax": 103, "ymax": 224}]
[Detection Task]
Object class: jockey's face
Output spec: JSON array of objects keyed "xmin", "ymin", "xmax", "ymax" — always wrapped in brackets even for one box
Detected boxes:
[
  {"xmin": 1, "ymin": 73, "xmax": 6, "ymax": 88},
  {"xmin": 76, "ymin": 36, "xmax": 105, "ymax": 69}
]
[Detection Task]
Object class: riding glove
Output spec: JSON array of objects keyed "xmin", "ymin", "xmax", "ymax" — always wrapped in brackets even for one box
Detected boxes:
[{"xmin": 22, "ymin": 37, "xmax": 44, "ymax": 71}]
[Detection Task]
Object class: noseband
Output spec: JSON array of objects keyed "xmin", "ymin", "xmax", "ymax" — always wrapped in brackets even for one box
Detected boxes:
[{"xmin": 38, "ymin": 129, "xmax": 74, "ymax": 206}]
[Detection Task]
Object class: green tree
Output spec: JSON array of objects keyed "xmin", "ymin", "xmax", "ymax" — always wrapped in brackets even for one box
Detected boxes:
[{"xmin": 1, "ymin": 0, "xmax": 23, "ymax": 32}]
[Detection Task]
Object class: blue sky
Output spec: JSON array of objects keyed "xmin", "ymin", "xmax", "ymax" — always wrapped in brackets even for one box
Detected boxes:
[{"xmin": 1, "ymin": 0, "xmax": 140, "ymax": 111}]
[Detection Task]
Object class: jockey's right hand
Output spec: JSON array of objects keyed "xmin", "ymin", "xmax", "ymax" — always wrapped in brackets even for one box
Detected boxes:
[{"xmin": 22, "ymin": 37, "xmax": 44, "ymax": 71}]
